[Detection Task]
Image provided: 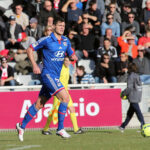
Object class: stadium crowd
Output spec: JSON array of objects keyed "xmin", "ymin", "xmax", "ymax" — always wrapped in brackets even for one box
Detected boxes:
[{"xmin": 1, "ymin": 0, "xmax": 150, "ymax": 85}]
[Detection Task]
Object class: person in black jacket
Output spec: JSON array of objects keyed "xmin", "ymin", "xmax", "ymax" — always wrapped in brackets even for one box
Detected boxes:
[
  {"xmin": 38, "ymin": 0, "xmax": 58, "ymax": 27},
  {"xmin": 0, "ymin": 57, "xmax": 15, "ymax": 86},
  {"xmin": 94, "ymin": 53, "xmax": 117, "ymax": 83},
  {"xmin": 119, "ymin": 62, "xmax": 145, "ymax": 132},
  {"xmin": 5, "ymin": 15, "xmax": 23, "ymax": 49},
  {"xmin": 115, "ymin": 53, "xmax": 129, "ymax": 82}
]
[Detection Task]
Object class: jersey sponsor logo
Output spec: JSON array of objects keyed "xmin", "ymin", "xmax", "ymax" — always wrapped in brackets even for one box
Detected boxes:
[
  {"xmin": 63, "ymin": 42, "xmax": 67, "ymax": 46},
  {"xmin": 51, "ymin": 58, "xmax": 64, "ymax": 61},
  {"xmin": 54, "ymin": 51, "xmax": 65, "ymax": 57}
]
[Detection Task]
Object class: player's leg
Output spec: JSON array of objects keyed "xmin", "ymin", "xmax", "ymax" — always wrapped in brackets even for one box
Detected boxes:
[
  {"xmin": 16, "ymin": 95, "xmax": 49, "ymax": 141},
  {"xmin": 67, "ymin": 95, "xmax": 83, "ymax": 134},
  {"xmin": 55, "ymin": 89, "xmax": 71, "ymax": 138},
  {"xmin": 42, "ymin": 96, "xmax": 60, "ymax": 135},
  {"xmin": 119, "ymin": 103, "xmax": 134, "ymax": 132},
  {"xmin": 132, "ymin": 103, "xmax": 145, "ymax": 129}
]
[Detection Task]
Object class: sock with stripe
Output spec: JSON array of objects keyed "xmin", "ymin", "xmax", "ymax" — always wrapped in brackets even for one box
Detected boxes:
[
  {"xmin": 21, "ymin": 104, "xmax": 38, "ymax": 129},
  {"xmin": 57, "ymin": 102, "xmax": 68, "ymax": 131},
  {"xmin": 70, "ymin": 112, "xmax": 79, "ymax": 132}
]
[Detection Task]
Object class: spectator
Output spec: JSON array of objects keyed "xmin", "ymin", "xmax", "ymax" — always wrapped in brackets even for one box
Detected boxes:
[
  {"xmin": 5, "ymin": 15, "xmax": 23, "ymax": 50},
  {"xmin": 26, "ymin": 17, "xmax": 43, "ymax": 40},
  {"xmin": 102, "ymin": 2, "xmax": 121, "ymax": 24},
  {"xmin": 4, "ymin": 4, "xmax": 29, "ymax": 31},
  {"xmin": 61, "ymin": 0, "xmax": 82, "ymax": 29},
  {"xmin": 75, "ymin": 23, "xmax": 96, "ymax": 61},
  {"xmin": 0, "ymin": 57, "xmax": 15, "ymax": 86},
  {"xmin": 38, "ymin": 0, "xmax": 57, "ymax": 27},
  {"xmin": 43, "ymin": 25, "xmax": 53, "ymax": 36},
  {"xmin": 0, "ymin": 17, "xmax": 7, "ymax": 51},
  {"xmin": 67, "ymin": 29, "xmax": 80, "ymax": 51},
  {"xmin": 77, "ymin": 12, "xmax": 94, "ymax": 33},
  {"xmin": 101, "ymin": 13, "xmax": 120, "ymax": 37},
  {"xmin": 51, "ymin": 0, "xmax": 67, "ymax": 14},
  {"xmin": 140, "ymin": 0, "xmax": 150, "ymax": 30},
  {"xmin": 14, "ymin": 32, "xmax": 37, "ymax": 74},
  {"xmin": 97, "ymin": 38, "xmax": 118, "ymax": 62},
  {"xmin": 117, "ymin": 30, "xmax": 138, "ymax": 60},
  {"xmin": 121, "ymin": 12, "xmax": 140, "ymax": 36},
  {"xmin": 99, "ymin": 28, "xmax": 118, "ymax": 48},
  {"xmin": 125, "ymin": 0, "xmax": 142, "ymax": 17},
  {"xmin": 94, "ymin": 53, "xmax": 117, "ymax": 83},
  {"xmin": 145, "ymin": 19, "xmax": 150, "ymax": 33},
  {"xmin": 133, "ymin": 46, "xmax": 150, "ymax": 84},
  {"xmin": 120, "ymin": 3, "xmax": 132, "ymax": 22},
  {"xmin": 138, "ymin": 29, "xmax": 150, "ymax": 47},
  {"xmin": 73, "ymin": 65, "xmax": 95, "ymax": 84},
  {"xmin": 115, "ymin": 53, "xmax": 129, "ymax": 82},
  {"xmin": 46, "ymin": 15, "xmax": 54, "ymax": 26},
  {"xmin": 105, "ymin": 0, "xmax": 121, "ymax": 13},
  {"xmin": 31, "ymin": 0, "xmax": 44, "ymax": 16},
  {"xmin": 86, "ymin": 0, "xmax": 105, "ymax": 16},
  {"xmin": 22, "ymin": 0, "xmax": 37, "ymax": 19},
  {"xmin": 84, "ymin": 0, "xmax": 102, "ymax": 34}
]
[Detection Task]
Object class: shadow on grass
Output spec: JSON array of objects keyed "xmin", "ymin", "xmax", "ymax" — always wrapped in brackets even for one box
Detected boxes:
[{"xmin": 68, "ymin": 130, "xmax": 113, "ymax": 134}]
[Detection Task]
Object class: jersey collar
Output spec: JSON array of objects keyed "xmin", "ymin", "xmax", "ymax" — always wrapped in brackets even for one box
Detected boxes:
[{"xmin": 50, "ymin": 32, "xmax": 65, "ymax": 42}]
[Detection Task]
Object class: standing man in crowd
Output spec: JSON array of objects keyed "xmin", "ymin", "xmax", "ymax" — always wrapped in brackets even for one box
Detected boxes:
[{"xmin": 16, "ymin": 16, "xmax": 77, "ymax": 141}]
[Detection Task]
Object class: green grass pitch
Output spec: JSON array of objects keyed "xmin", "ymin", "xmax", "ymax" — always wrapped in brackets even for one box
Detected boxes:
[{"xmin": 0, "ymin": 129, "xmax": 149, "ymax": 150}]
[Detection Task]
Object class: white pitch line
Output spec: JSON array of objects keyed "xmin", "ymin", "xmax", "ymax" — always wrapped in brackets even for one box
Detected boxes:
[{"xmin": 7, "ymin": 145, "xmax": 41, "ymax": 150}]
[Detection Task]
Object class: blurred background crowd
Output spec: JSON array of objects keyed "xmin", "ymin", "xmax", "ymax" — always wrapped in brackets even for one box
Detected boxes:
[{"xmin": 1, "ymin": 0, "xmax": 150, "ymax": 86}]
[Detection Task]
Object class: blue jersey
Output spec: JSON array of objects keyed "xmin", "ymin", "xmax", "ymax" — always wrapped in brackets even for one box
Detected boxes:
[{"xmin": 30, "ymin": 32, "xmax": 74, "ymax": 77}]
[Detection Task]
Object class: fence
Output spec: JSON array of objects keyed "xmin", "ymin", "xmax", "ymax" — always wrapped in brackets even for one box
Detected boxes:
[{"xmin": 0, "ymin": 83, "xmax": 150, "ymax": 129}]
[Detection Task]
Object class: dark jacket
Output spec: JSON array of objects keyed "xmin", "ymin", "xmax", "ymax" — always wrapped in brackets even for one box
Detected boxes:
[
  {"xmin": 38, "ymin": 8, "xmax": 57, "ymax": 26},
  {"xmin": 94, "ymin": 61, "xmax": 116, "ymax": 79},
  {"xmin": 25, "ymin": 24, "xmax": 43, "ymax": 40},
  {"xmin": 6, "ymin": 23, "xmax": 23, "ymax": 40},
  {"xmin": 122, "ymin": 72, "xmax": 142, "ymax": 103}
]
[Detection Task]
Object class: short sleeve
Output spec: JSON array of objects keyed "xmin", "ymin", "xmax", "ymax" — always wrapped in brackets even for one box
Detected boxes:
[{"xmin": 30, "ymin": 36, "xmax": 48, "ymax": 51}]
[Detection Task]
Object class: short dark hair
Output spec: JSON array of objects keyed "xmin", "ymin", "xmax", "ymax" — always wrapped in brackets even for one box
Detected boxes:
[
  {"xmin": 104, "ymin": 38, "xmax": 111, "ymax": 42},
  {"xmin": 106, "ymin": 13, "xmax": 113, "ymax": 18},
  {"xmin": 53, "ymin": 16, "xmax": 65, "ymax": 25},
  {"xmin": 101, "ymin": 53, "xmax": 110, "ymax": 62},
  {"xmin": 77, "ymin": 65, "xmax": 85, "ymax": 72},
  {"xmin": 128, "ymin": 62, "xmax": 138, "ymax": 73},
  {"xmin": 89, "ymin": 0, "xmax": 97, "ymax": 7}
]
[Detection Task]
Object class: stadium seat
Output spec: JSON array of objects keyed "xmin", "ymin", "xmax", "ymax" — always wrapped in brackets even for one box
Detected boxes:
[
  {"xmin": 14, "ymin": 74, "xmax": 32, "ymax": 85},
  {"xmin": 78, "ymin": 59, "xmax": 95, "ymax": 74}
]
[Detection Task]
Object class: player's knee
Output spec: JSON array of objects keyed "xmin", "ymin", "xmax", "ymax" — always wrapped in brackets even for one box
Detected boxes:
[{"xmin": 62, "ymin": 95, "xmax": 70, "ymax": 103}]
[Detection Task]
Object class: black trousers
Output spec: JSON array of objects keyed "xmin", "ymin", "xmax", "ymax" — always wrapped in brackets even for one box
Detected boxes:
[{"xmin": 121, "ymin": 103, "xmax": 145, "ymax": 129}]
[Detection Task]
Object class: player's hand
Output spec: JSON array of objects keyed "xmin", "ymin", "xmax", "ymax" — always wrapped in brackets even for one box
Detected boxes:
[{"xmin": 33, "ymin": 64, "xmax": 41, "ymax": 74}]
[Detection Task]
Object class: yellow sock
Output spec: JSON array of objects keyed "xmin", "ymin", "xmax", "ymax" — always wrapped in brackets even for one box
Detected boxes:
[
  {"xmin": 43, "ymin": 113, "xmax": 53, "ymax": 131},
  {"xmin": 70, "ymin": 113, "xmax": 79, "ymax": 132}
]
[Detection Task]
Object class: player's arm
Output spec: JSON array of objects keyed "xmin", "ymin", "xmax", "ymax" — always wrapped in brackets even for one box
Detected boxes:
[
  {"xmin": 70, "ymin": 54, "xmax": 78, "ymax": 61},
  {"xmin": 27, "ymin": 47, "xmax": 41, "ymax": 74}
]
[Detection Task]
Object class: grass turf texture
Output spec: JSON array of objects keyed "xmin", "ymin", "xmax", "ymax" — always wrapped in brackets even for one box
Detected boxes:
[{"xmin": 0, "ymin": 129, "xmax": 149, "ymax": 150}]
